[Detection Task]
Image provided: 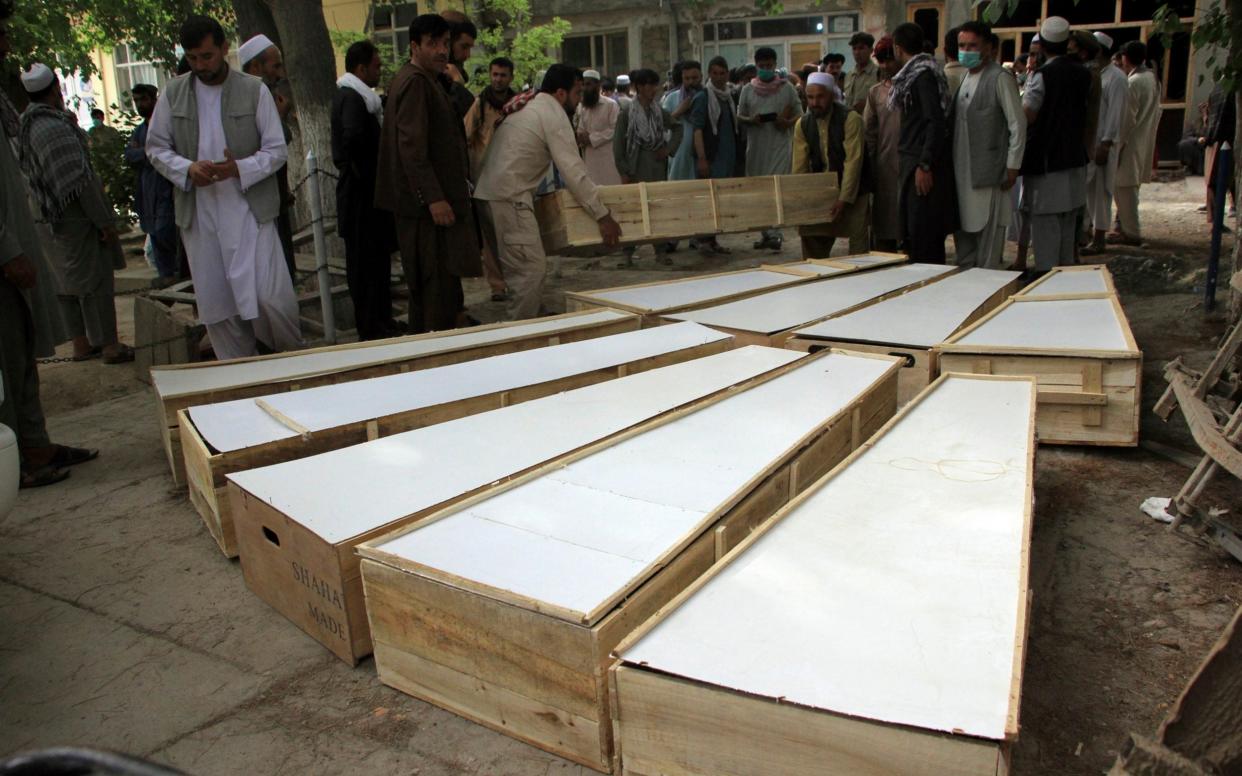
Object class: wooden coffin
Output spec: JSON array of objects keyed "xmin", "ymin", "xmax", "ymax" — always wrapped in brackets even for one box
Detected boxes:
[
  {"xmin": 786, "ymin": 268, "xmax": 1021, "ymax": 404},
  {"xmin": 609, "ymin": 373, "xmax": 1037, "ymax": 776},
  {"xmin": 152, "ymin": 309, "xmax": 637, "ymax": 485},
  {"xmin": 357, "ymin": 349, "xmax": 902, "ymax": 772},
  {"xmin": 227, "ymin": 346, "xmax": 809, "ymax": 664},
  {"xmin": 563, "ymin": 253, "xmax": 907, "ymax": 323},
  {"xmin": 936, "ymin": 285, "xmax": 1141, "ymax": 446},
  {"xmin": 180, "ymin": 322, "xmax": 732, "ymax": 557},
  {"xmin": 1014, "ymin": 264, "xmax": 1117, "ymax": 298},
  {"xmin": 664, "ymin": 262, "xmax": 958, "ymax": 347},
  {"xmin": 536, "ymin": 174, "xmax": 839, "ymax": 253}
]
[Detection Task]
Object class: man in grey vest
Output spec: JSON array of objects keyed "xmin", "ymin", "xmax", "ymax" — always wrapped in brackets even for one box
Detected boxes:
[
  {"xmin": 147, "ymin": 15, "xmax": 302, "ymax": 360},
  {"xmin": 949, "ymin": 21, "xmax": 1025, "ymax": 268}
]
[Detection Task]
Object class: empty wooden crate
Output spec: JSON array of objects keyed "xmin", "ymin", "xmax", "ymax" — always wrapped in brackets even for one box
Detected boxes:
[
  {"xmin": 357, "ymin": 349, "xmax": 902, "ymax": 772},
  {"xmin": 563, "ymin": 254, "xmax": 906, "ymax": 322},
  {"xmin": 152, "ymin": 309, "xmax": 637, "ymax": 485},
  {"xmin": 786, "ymin": 268, "xmax": 1021, "ymax": 403},
  {"xmin": 536, "ymin": 174, "xmax": 839, "ymax": 253},
  {"xmin": 181, "ymin": 322, "xmax": 732, "ymax": 557},
  {"xmin": 936, "ymin": 288, "xmax": 1141, "ymax": 446},
  {"xmin": 226, "ymin": 346, "xmax": 808, "ymax": 664},
  {"xmin": 610, "ymin": 373, "xmax": 1036, "ymax": 776},
  {"xmin": 665, "ymin": 262, "xmax": 957, "ymax": 346}
]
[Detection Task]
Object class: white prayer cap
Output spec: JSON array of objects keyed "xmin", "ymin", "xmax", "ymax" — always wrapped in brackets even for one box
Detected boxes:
[
  {"xmin": 615, "ymin": 74, "xmax": 630, "ymax": 85},
  {"xmin": 239, "ymin": 34, "xmax": 276, "ymax": 67},
  {"xmin": 1040, "ymin": 17, "xmax": 1070, "ymax": 44},
  {"xmin": 21, "ymin": 63, "xmax": 55, "ymax": 93},
  {"xmin": 806, "ymin": 72, "xmax": 836, "ymax": 90},
  {"xmin": 1094, "ymin": 31, "xmax": 1114, "ymax": 51},
  {"xmin": 583, "ymin": 69, "xmax": 601, "ymax": 81},
  {"xmin": 1031, "ymin": 34, "xmax": 1041, "ymax": 44}
]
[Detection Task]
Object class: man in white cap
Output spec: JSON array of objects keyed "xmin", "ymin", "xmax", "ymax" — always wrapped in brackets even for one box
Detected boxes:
[
  {"xmin": 1114, "ymin": 39, "xmax": 1162, "ymax": 246},
  {"xmin": 1018, "ymin": 16, "xmax": 1091, "ymax": 272},
  {"xmin": 792, "ymin": 71, "xmax": 866, "ymax": 257},
  {"xmin": 18, "ymin": 63, "xmax": 133, "ymax": 365},
  {"xmin": 949, "ymin": 21, "xmax": 1025, "ymax": 269},
  {"xmin": 147, "ymin": 15, "xmax": 302, "ymax": 360},
  {"xmin": 239, "ymin": 32, "xmax": 297, "ymax": 282},
  {"xmin": 575, "ymin": 69, "xmax": 622, "ymax": 187},
  {"xmin": 614, "ymin": 74, "xmax": 633, "ymax": 110},
  {"xmin": 1081, "ymin": 30, "xmax": 1128, "ymax": 255}
]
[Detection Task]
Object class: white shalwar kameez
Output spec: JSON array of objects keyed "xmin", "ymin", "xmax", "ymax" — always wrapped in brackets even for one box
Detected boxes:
[
  {"xmin": 1085, "ymin": 63, "xmax": 1128, "ymax": 233},
  {"xmin": 147, "ymin": 78, "xmax": 302, "ymax": 360}
]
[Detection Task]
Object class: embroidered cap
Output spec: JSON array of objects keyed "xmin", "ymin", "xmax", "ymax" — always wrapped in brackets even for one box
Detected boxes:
[
  {"xmin": 1039, "ymin": 17, "xmax": 1070, "ymax": 44},
  {"xmin": 20, "ymin": 63, "xmax": 55, "ymax": 93}
]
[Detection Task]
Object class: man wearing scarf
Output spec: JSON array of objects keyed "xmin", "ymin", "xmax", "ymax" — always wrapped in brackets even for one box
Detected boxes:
[
  {"xmin": 612, "ymin": 68, "xmax": 681, "ymax": 266},
  {"xmin": 0, "ymin": 8, "xmax": 87, "ymax": 489},
  {"xmin": 863, "ymin": 36, "xmax": 903, "ymax": 250},
  {"xmin": 738, "ymin": 46, "xmax": 802, "ymax": 251},
  {"xmin": 889, "ymin": 23, "xmax": 955, "ymax": 263},
  {"xmin": 793, "ymin": 72, "xmax": 867, "ymax": 258},
  {"xmin": 18, "ymin": 64, "xmax": 133, "ymax": 365},
  {"xmin": 464, "ymin": 56, "xmax": 516, "ymax": 301},
  {"xmin": 688, "ymin": 56, "xmax": 736, "ymax": 255},
  {"xmin": 332, "ymin": 40, "xmax": 398, "ymax": 341}
]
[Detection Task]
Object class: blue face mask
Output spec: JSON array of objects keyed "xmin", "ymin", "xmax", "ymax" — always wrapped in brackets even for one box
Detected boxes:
[
  {"xmin": 958, "ymin": 51, "xmax": 982, "ymax": 68},
  {"xmin": 757, "ymin": 68, "xmax": 776, "ymax": 82}
]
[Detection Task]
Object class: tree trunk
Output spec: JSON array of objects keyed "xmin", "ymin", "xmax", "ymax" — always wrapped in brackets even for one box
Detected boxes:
[
  {"xmin": 1230, "ymin": 0, "xmax": 1242, "ymax": 324},
  {"xmin": 231, "ymin": 0, "xmax": 281, "ymax": 47}
]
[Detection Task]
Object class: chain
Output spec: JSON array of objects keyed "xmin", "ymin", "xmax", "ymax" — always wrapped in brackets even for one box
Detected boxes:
[
  {"xmin": 290, "ymin": 167, "xmax": 340, "ymax": 193},
  {"xmin": 36, "ymin": 330, "xmax": 192, "ymax": 365}
]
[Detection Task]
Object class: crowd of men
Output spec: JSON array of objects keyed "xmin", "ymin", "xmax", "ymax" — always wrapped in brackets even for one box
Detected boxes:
[{"xmin": 0, "ymin": 3, "xmax": 1203, "ymax": 488}]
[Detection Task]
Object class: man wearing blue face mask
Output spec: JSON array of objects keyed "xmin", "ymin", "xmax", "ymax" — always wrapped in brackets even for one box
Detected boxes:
[
  {"xmin": 949, "ymin": 21, "xmax": 1025, "ymax": 268},
  {"xmin": 737, "ymin": 46, "xmax": 803, "ymax": 251}
]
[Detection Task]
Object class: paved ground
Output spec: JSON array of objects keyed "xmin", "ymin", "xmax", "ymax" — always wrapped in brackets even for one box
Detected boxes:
[{"xmin": 3, "ymin": 177, "xmax": 1241, "ymax": 775}]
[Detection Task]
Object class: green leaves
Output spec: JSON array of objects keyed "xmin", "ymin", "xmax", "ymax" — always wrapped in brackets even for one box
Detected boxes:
[{"xmin": 463, "ymin": 0, "xmax": 570, "ymax": 92}]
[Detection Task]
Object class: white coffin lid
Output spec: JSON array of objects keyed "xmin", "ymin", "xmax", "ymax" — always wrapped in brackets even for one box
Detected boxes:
[
  {"xmin": 189, "ymin": 322, "xmax": 729, "ymax": 453},
  {"xmin": 667, "ymin": 263, "xmax": 956, "ymax": 335},
  {"xmin": 794, "ymin": 268, "xmax": 1020, "ymax": 348},
  {"xmin": 151, "ymin": 309, "xmax": 631, "ymax": 399},
  {"xmin": 1018, "ymin": 266, "xmax": 1110, "ymax": 296},
  {"xmin": 619, "ymin": 375, "xmax": 1034, "ymax": 742},
  {"xmin": 373, "ymin": 351, "xmax": 896, "ymax": 623},
  {"xmin": 953, "ymin": 297, "xmax": 1132, "ymax": 352},
  {"xmin": 578, "ymin": 270, "xmax": 802, "ymax": 313},
  {"xmin": 227, "ymin": 345, "xmax": 804, "ymax": 545}
]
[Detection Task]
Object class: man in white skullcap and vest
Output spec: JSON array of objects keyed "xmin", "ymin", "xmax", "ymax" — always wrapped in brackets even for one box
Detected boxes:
[
  {"xmin": 1081, "ymin": 30, "xmax": 1128, "ymax": 255},
  {"xmin": 792, "ymin": 71, "xmax": 867, "ymax": 257},
  {"xmin": 239, "ymin": 32, "xmax": 297, "ymax": 281},
  {"xmin": 1019, "ymin": 16, "xmax": 1091, "ymax": 272},
  {"xmin": 146, "ymin": 15, "xmax": 303, "ymax": 360},
  {"xmin": 949, "ymin": 21, "xmax": 1025, "ymax": 269}
]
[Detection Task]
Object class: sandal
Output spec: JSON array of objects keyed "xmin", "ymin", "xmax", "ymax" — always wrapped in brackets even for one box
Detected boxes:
[
  {"xmin": 72, "ymin": 346, "xmax": 102, "ymax": 362},
  {"xmin": 50, "ymin": 444, "xmax": 99, "ymax": 468},
  {"xmin": 20, "ymin": 464, "xmax": 71, "ymax": 489},
  {"xmin": 102, "ymin": 344, "xmax": 135, "ymax": 364}
]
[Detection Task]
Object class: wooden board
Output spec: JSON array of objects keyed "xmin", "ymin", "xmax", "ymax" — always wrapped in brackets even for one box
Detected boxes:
[
  {"xmin": 357, "ymin": 350, "xmax": 902, "ymax": 771},
  {"xmin": 563, "ymin": 253, "xmax": 907, "ymax": 319},
  {"xmin": 937, "ymin": 293, "xmax": 1142, "ymax": 446},
  {"xmin": 152, "ymin": 309, "xmax": 637, "ymax": 485},
  {"xmin": 786, "ymin": 268, "xmax": 1021, "ymax": 404},
  {"xmin": 1015, "ymin": 264, "xmax": 1116, "ymax": 298},
  {"xmin": 181, "ymin": 322, "xmax": 733, "ymax": 557},
  {"xmin": 226, "ymin": 345, "xmax": 807, "ymax": 663},
  {"xmin": 609, "ymin": 373, "xmax": 1037, "ymax": 776},
  {"xmin": 536, "ymin": 174, "xmax": 839, "ymax": 253},
  {"xmin": 666, "ymin": 263, "xmax": 958, "ymax": 346}
]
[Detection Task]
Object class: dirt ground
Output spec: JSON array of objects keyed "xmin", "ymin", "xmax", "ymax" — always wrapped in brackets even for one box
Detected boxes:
[{"xmin": 4, "ymin": 176, "xmax": 1241, "ymax": 775}]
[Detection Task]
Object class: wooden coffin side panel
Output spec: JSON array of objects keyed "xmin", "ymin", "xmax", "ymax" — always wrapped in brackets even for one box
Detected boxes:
[
  {"xmin": 787, "ymin": 338, "xmax": 933, "ymax": 406},
  {"xmin": 609, "ymin": 665, "xmax": 1006, "ymax": 776}
]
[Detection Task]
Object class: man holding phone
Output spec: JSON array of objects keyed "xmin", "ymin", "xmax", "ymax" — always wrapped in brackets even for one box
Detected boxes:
[{"xmin": 737, "ymin": 46, "xmax": 803, "ymax": 251}]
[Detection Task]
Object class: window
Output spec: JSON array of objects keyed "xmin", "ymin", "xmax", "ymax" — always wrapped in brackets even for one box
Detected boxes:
[
  {"xmin": 371, "ymin": 3, "xmax": 419, "ymax": 62},
  {"xmin": 561, "ymin": 31, "xmax": 628, "ymax": 77},
  {"xmin": 113, "ymin": 43, "xmax": 169, "ymax": 103},
  {"xmin": 700, "ymin": 13, "xmax": 858, "ymax": 71}
]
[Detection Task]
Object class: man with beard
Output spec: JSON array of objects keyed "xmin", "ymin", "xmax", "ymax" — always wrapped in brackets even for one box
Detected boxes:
[
  {"xmin": 889, "ymin": 22, "xmax": 955, "ymax": 263},
  {"xmin": 124, "ymin": 83, "xmax": 177, "ymax": 283},
  {"xmin": 576, "ymin": 70, "xmax": 621, "ymax": 186},
  {"xmin": 863, "ymin": 36, "xmax": 903, "ymax": 250},
  {"xmin": 146, "ymin": 15, "xmax": 302, "ymax": 360},
  {"xmin": 793, "ymin": 72, "xmax": 867, "ymax": 257},
  {"xmin": 376, "ymin": 14, "xmax": 480, "ymax": 333},
  {"xmin": 240, "ymin": 33, "xmax": 297, "ymax": 283},
  {"xmin": 332, "ymin": 40, "xmax": 397, "ymax": 340},
  {"xmin": 476, "ymin": 64, "xmax": 621, "ymax": 318},
  {"xmin": 464, "ymin": 56, "xmax": 516, "ymax": 301},
  {"xmin": 441, "ymin": 11, "xmax": 478, "ymax": 120}
]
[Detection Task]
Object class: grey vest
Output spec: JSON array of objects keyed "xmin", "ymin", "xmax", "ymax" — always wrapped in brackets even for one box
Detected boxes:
[
  {"xmin": 162, "ymin": 70, "xmax": 281, "ymax": 229},
  {"xmin": 956, "ymin": 63, "xmax": 1009, "ymax": 189}
]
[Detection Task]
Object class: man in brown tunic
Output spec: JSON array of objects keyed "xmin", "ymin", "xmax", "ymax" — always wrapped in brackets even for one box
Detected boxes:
[{"xmin": 375, "ymin": 13, "xmax": 480, "ymax": 333}]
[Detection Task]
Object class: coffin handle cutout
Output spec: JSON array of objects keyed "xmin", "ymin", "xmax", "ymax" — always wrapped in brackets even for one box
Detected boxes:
[
  {"xmin": 262, "ymin": 526, "xmax": 281, "ymax": 547},
  {"xmin": 888, "ymin": 352, "xmax": 917, "ymax": 368},
  {"xmin": 807, "ymin": 345, "xmax": 829, "ymax": 354}
]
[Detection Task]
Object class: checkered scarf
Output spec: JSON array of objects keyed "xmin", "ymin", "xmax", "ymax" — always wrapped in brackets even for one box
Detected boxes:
[{"xmin": 18, "ymin": 102, "xmax": 95, "ymax": 223}]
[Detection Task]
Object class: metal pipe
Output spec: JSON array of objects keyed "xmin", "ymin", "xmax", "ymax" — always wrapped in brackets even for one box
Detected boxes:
[{"xmin": 1205, "ymin": 142, "xmax": 1231, "ymax": 313}]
